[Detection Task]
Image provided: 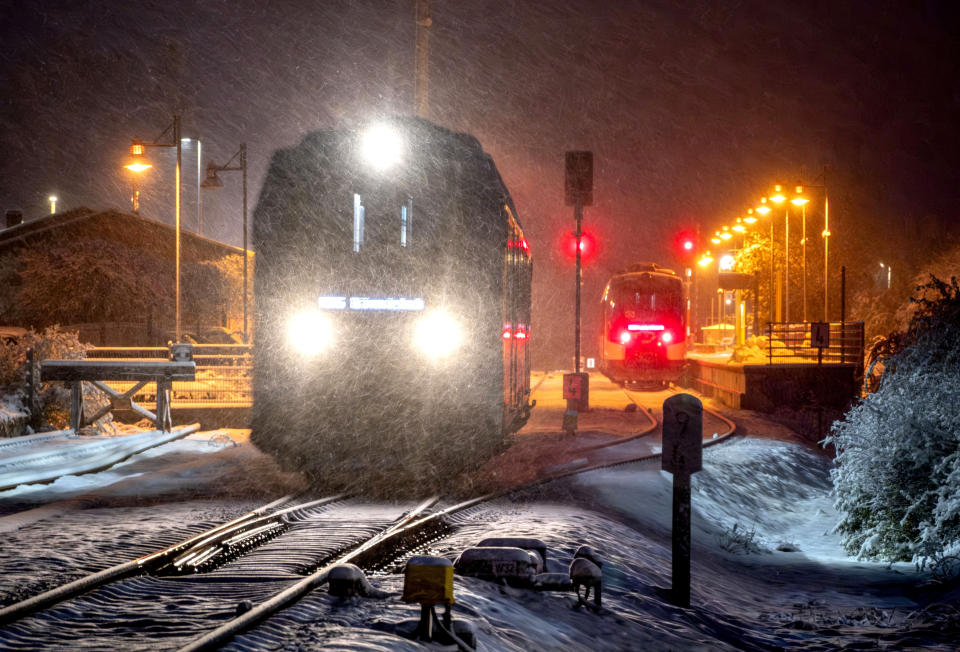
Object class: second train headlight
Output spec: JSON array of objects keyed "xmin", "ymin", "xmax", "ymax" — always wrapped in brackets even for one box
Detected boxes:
[
  {"xmin": 287, "ymin": 308, "xmax": 334, "ymax": 356},
  {"xmin": 413, "ymin": 310, "xmax": 463, "ymax": 358}
]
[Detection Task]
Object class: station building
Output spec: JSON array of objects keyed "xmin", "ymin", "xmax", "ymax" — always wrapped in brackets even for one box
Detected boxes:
[{"xmin": 0, "ymin": 207, "xmax": 250, "ymax": 345}]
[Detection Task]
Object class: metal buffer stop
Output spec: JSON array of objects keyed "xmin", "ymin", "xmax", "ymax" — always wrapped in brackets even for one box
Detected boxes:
[
  {"xmin": 40, "ymin": 344, "xmax": 196, "ymax": 433},
  {"xmin": 662, "ymin": 393, "xmax": 703, "ymax": 608}
]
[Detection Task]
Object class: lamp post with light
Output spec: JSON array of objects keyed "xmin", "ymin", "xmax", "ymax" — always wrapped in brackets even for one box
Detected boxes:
[
  {"xmin": 754, "ymin": 198, "xmax": 773, "ymax": 323},
  {"xmin": 767, "ymin": 185, "xmax": 790, "ymax": 321},
  {"xmin": 48, "ymin": 195, "xmax": 57, "ymax": 214},
  {"xmin": 791, "ymin": 186, "xmax": 810, "ymax": 322},
  {"xmin": 124, "ymin": 115, "xmax": 183, "ymax": 342},
  {"xmin": 201, "ymin": 144, "xmax": 249, "ymax": 344}
]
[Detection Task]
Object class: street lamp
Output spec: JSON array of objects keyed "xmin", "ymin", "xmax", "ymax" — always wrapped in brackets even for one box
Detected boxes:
[
  {"xmin": 755, "ymin": 198, "xmax": 774, "ymax": 323},
  {"xmin": 181, "ymin": 136, "xmax": 203, "ymax": 235},
  {"xmin": 48, "ymin": 195, "xmax": 57, "ymax": 214},
  {"xmin": 124, "ymin": 115, "xmax": 183, "ymax": 341},
  {"xmin": 202, "ymin": 144, "xmax": 249, "ymax": 344},
  {"xmin": 791, "ymin": 186, "xmax": 810, "ymax": 322},
  {"xmin": 767, "ymin": 185, "xmax": 790, "ymax": 321},
  {"xmin": 879, "ymin": 262, "xmax": 892, "ymax": 290}
]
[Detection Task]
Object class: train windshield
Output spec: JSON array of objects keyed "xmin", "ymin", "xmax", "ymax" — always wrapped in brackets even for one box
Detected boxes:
[{"xmin": 610, "ymin": 275, "xmax": 682, "ymax": 320}]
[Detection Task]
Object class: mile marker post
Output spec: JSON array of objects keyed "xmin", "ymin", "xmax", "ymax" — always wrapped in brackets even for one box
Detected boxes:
[{"xmin": 661, "ymin": 393, "xmax": 703, "ymax": 608}]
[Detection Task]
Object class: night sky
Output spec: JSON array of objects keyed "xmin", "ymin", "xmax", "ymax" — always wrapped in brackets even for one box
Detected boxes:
[{"xmin": 2, "ymin": 0, "xmax": 958, "ymax": 367}]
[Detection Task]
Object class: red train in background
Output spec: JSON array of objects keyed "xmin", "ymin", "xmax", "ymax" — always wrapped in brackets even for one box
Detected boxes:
[{"xmin": 598, "ymin": 262, "xmax": 686, "ymax": 388}]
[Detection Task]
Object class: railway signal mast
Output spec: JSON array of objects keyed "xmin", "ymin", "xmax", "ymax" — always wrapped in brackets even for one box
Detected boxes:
[
  {"xmin": 414, "ymin": 0, "xmax": 431, "ymax": 118},
  {"xmin": 563, "ymin": 151, "xmax": 594, "ymax": 425}
]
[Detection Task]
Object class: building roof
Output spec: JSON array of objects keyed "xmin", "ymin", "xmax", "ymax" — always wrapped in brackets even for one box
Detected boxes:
[{"xmin": 0, "ymin": 207, "xmax": 246, "ymax": 260}]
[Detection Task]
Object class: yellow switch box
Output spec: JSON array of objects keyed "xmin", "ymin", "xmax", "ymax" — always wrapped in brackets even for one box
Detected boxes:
[{"xmin": 403, "ymin": 555, "xmax": 454, "ymax": 605}]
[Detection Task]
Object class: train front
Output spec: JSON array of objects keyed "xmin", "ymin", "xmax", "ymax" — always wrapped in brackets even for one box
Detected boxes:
[
  {"xmin": 251, "ymin": 120, "xmax": 510, "ymax": 492},
  {"xmin": 600, "ymin": 269, "xmax": 686, "ymax": 386}
]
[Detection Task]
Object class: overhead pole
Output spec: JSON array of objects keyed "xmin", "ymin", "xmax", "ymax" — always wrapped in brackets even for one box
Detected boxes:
[{"xmin": 414, "ymin": 0, "xmax": 431, "ymax": 119}]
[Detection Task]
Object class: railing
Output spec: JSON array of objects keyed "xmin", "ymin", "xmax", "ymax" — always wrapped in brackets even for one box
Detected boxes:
[
  {"xmin": 86, "ymin": 345, "xmax": 252, "ymax": 407},
  {"xmin": 765, "ymin": 321, "xmax": 864, "ymax": 370}
]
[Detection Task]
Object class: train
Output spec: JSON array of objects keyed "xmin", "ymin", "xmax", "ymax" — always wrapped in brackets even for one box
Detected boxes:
[
  {"xmin": 251, "ymin": 118, "xmax": 533, "ymax": 494},
  {"xmin": 597, "ymin": 262, "xmax": 686, "ymax": 388}
]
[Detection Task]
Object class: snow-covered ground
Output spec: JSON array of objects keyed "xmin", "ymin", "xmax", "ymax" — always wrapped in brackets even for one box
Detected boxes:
[{"xmin": 0, "ymin": 427, "xmax": 956, "ymax": 649}]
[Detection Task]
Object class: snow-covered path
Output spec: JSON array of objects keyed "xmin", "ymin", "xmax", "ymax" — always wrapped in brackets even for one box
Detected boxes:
[{"xmin": 0, "ymin": 425, "xmax": 200, "ymax": 492}]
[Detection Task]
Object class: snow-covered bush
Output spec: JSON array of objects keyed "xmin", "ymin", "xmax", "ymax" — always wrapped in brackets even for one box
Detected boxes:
[
  {"xmin": 0, "ymin": 326, "xmax": 93, "ymax": 429},
  {"xmin": 826, "ymin": 276, "xmax": 960, "ymax": 565}
]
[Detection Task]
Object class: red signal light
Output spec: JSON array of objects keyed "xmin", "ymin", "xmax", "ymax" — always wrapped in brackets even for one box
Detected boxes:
[
  {"xmin": 562, "ymin": 230, "xmax": 597, "ymax": 262},
  {"xmin": 675, "ymin": 230, "xmax": 698, "ymax": 260}
]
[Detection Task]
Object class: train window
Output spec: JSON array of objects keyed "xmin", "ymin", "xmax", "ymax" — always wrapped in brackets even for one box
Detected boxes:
[
  {"xmin": 353, "ymin": 193, "xmax": 365, "ymax": 253},
  {"xmin": 611, "ymin": 277, "xmax": 682, "ymax": 317},
  {"xmin": 401, "ymin": 196, "xmax": 413, "ymax": 246}
]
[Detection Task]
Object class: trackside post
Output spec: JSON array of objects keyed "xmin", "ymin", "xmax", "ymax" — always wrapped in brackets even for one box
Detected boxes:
[{"xmin": 662, "ymin": 393, "xmax": 703, "ymax": 608}]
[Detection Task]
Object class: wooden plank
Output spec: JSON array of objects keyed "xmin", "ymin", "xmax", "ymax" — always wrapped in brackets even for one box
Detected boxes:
[{"xmin": 40, "ymin": 360, "xmax": 196, "ymax": 382}]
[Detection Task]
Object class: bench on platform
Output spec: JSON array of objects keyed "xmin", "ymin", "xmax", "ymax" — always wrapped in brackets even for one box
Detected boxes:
[{"xmin": 40, "ymin": 360, "xmax": 197, "ymax": 433}]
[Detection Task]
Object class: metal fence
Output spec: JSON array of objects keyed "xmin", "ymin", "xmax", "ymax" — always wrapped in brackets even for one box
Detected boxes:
[
  {"xmin": 86, "ymin": 345, "xmax": 252, "ymax": 407},
  {"xmin": 765, "ymin": 321, "xmax": 864, "ymax": 368}
]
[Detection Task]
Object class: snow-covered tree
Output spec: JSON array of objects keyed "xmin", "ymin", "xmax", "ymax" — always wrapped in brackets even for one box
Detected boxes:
[{"xmin": 826, "ymin": 276, "xmax": 960, "ymax": 565}]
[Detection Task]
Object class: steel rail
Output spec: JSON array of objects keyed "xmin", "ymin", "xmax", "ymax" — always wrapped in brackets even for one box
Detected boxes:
[
  {"xmin": 0, "ymin": 493, "xmax": 346, "ymax": 626},
  {"xmin": 178, "ymin": 494, "xmax": 495, "ymax": 652}
]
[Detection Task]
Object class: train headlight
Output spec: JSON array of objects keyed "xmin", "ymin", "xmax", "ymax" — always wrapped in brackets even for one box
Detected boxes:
[
  {"xmin": 414, "ymin": 310, "xmax": 463, "ymax": 358},
  {"xmin": 661, "ymin": 331, "xmax": 674, "ymax": 344},
  {"xmin": 360, "ymin": 123, "xmax": 403, "ymax": 171},
  {"xmin": 287, "ymin": 308, "xmax": 334, "ymax": 356},
  {"xmin": 619, "ymin": 331, "xmax": 632, "ymax": 345}
]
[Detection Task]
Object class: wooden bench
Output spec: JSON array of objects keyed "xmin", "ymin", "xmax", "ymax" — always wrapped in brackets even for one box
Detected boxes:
[{"xmin": 40, "ymin": 360, "xmax": 197, "ymax": 433}]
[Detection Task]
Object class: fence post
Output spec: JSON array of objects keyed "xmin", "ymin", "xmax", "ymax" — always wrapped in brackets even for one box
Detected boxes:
[
  {"xmin": 840, "ymin": 266, "xmax": 846, "ymax": 364},
  {"xmin": 767, "ymin": 323, "xmax": 772, "ymax": 365}
]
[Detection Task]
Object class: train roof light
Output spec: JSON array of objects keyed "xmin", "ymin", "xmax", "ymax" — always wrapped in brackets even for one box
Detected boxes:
[{"xmin": 360, "ymin": 123, "xmax": 404, "ymax": 171}]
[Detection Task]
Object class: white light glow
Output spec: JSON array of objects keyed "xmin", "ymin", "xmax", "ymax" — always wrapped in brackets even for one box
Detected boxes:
[
  {"xmin": 317, "ymin": 296, "xmax": 348, "ymax": 310},
  {"xmin": 287, "ymin": 308, "xmax": 333, "ymax": 355},
  {"xmin": 414, "ymin": 310, "xmax": 463, "ymax": 358},
  {"xmin": 619, "ymin": 331, "xmax": 632, "ymax": 344},
  {"xmin": 360, "ymin": 123, "xmax": 404, "ymax": 171},
  {"xmin": 350, "ymin": 297, "xmax": 425, "ymax": 311},
  {"xmin": 719, "ymin": 254, "xmax": 736, "ymax": 271}
]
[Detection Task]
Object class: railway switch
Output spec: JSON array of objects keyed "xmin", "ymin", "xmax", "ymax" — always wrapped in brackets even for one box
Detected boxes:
[
  {"xmin": 403, "ymin": 556, "xmax": 454, "ymax": 605},
  {"xmin": 404, "ymin": 556, "xmax": 458, "ymax": 645},
  {"xmin": 532, "ymin": 572, "xmax": 573, "ymax": 590},
  {"xmin": 476, "ymin": 537, "xmax": 547, "ymax": 571},
  {"xmin": 328, "ymin": 563, "xmax": 388, "ymax": 599},
  {"xmin": 454, "ymin": 547, "xmax": 541, "ymax": 586},
  {"xmin": 569, "ymin": 556, "xmax": 603, "ymax": 608},
  {"xmin": 573, "ymin": 545, "xmax": 603, "ymax": 568}
]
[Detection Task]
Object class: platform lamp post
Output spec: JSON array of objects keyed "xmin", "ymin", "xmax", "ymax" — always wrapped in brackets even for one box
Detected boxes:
[
  {"xmin": 791, "ymin": 187, "xmax": 810, "ymax": 322},
  {"xmin": 795, "ymin": 170, "xmax": 830, "ymax": 321},
  {"xmin": 754, "ymin": 198, "xmax": 773, "ymax": 323},
  {"xmin": 201, "ymin": 144, "xmax": 249, "ymax": 344},
  {"xmin": 767, "ymin": 185, "xmax": 790, "ymax": 322},
  {"xmin": 125, "ymin": 115, "xmax": 183, "ymax": 342}
]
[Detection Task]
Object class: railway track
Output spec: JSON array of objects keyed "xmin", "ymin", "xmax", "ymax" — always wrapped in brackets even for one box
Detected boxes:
[
  {"xmin": 533, "ymin": 384, "xmax": 736, "ymax": 480},
  {"xmin": 0, "ymin": 386, "xmax": 737, "ymax": 650},
  {"xmin": 0, "ymin": 492, "xmax": 492, "ymax": 651}
]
